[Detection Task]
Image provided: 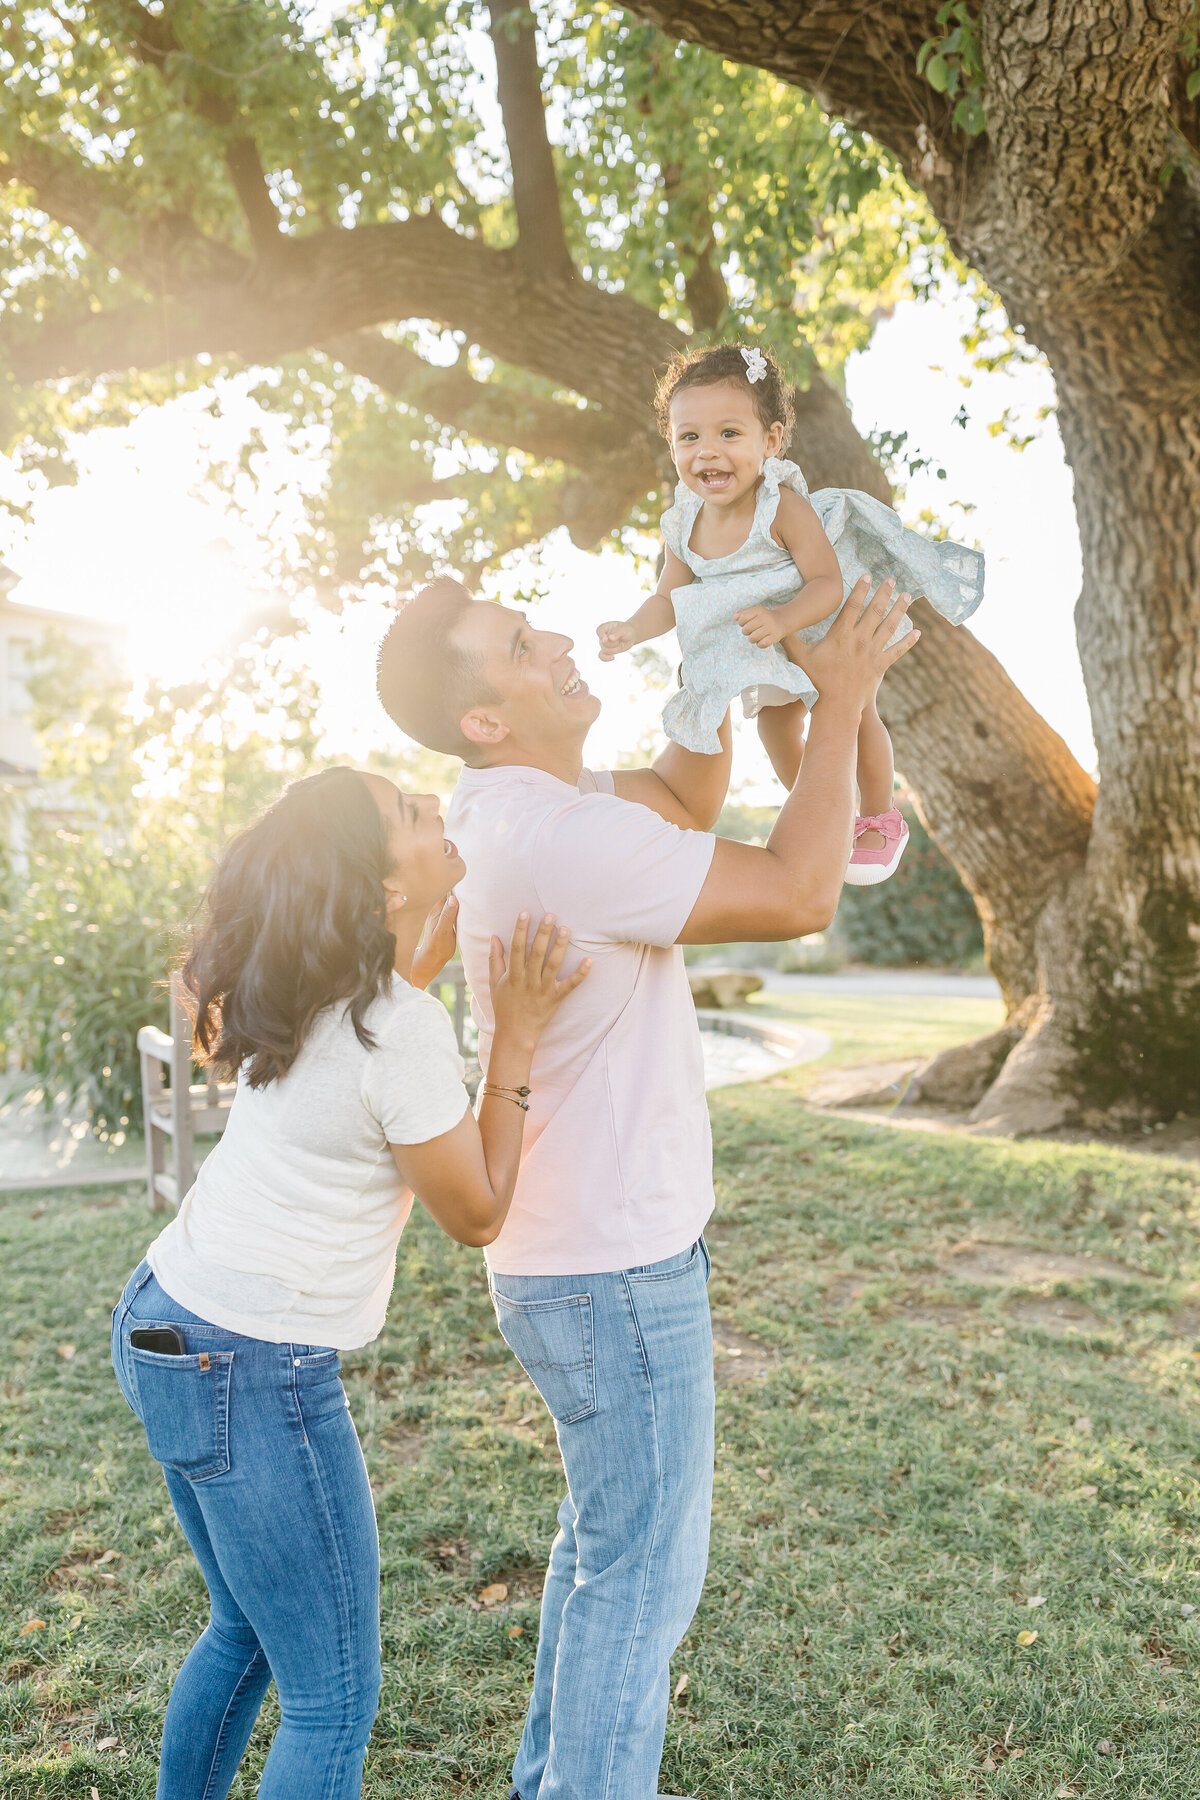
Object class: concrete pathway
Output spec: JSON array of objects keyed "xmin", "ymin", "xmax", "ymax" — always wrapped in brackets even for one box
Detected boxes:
[{"xmin": 0, "ymin": 1082, "xmax": 146, "ymax": 1192}]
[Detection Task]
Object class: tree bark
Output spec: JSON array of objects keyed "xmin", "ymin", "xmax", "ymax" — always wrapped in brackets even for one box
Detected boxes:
[{"xmin": 631, "ymin": 0, "xmax": 1200, "ymax": 1130}]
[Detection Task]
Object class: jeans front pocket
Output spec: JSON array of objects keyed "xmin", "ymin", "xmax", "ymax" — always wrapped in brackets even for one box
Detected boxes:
[
  {"xmin": 129, "ymin": 1347, "xmax": 234, "ymax": 1481},
  {"xmin": 491, "ymin": 1293, "xmax": 596, "ymax": 1425}
]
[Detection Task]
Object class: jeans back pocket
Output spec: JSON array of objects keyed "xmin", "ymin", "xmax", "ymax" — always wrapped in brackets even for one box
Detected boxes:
[
  {"xmin": 129, "ymin": 1347, "xmax": 234, "ymax": 1481},
  {"xmin": 491, "ymin": 1293, "xmax": 596, "ymax": 1425}
]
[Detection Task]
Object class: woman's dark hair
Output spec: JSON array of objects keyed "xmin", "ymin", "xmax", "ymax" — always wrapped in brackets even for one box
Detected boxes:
[
  {"xmin": 181, "ymin": 767, "xmax": 397, "ymax": 1088},
  {"xmin": 653, "ymin": 343, "xmax": 795, "ymax": 442}
]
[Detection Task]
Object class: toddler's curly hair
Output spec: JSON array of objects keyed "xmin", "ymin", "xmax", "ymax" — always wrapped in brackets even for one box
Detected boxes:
[{"xmin": 653, "ymin": 344, "xmax": 795, "ymax": 442}]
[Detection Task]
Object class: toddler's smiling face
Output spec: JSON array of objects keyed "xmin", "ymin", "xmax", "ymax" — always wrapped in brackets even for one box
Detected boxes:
[{"xmin": 669, "ymin": 380, "xmax": 785, "ymax": 511}]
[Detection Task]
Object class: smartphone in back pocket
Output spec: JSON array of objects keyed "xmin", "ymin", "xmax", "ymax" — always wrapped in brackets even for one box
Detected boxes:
[{"xmin": 129, "ymin": 1325, "xmax": 186, "ymax": 1355}]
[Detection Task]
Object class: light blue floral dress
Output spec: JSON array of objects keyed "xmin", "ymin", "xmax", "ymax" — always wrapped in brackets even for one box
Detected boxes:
[{"xmin": 660, "ymin": 457, "xmax": 985, "ymax": 753}]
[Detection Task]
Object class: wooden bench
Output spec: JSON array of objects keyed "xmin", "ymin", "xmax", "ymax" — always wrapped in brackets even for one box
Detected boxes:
[{"xmin": 137, "ymin": 967, "xmax": 473, "ymax": 1211}]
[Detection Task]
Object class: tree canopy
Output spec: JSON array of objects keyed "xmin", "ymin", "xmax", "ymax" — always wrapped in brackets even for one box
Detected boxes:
[{"xmin": 0, "ymin": 1, "xmax": 943, "ymax": 589}]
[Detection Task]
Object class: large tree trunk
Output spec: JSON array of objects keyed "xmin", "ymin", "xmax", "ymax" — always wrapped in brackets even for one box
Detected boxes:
[{"xmin": 631, "ymin": 0, "xmax": 1200, "ymax": 1133}]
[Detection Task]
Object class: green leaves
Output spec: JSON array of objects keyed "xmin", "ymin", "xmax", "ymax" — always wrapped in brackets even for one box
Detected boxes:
[{"xmin": 917, "ymin": 3, "xmax": 987, "ymax": 137}]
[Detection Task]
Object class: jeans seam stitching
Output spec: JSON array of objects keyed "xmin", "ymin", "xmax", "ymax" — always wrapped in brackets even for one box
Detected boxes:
[
  {"xmin": 597, "ymin": 1275, "xmax": 664, "ymax": 1800},
  {"xmin": 292, "ymin": 1382, "xmax": 365, "ymax": 1744},
  {"xmin": 199, "ymin": 1650, "xmax": 265, "ymax": 1800}
]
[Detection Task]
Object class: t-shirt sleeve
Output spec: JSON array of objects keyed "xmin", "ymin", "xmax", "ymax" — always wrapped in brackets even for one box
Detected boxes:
[
  {"xmin": 534, "ymin": 791, "xmax": 716, "ymax": 949},
  {"xmin": 361, "ymin": 992, "xmax": 470, "ymax": 1145}
]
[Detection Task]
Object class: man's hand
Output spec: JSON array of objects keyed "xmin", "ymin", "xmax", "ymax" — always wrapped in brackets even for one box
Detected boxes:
[
  {"xmin": 735, "ymin": 605, "xmax": 788, "ymax": 648},
  {"xmin": 800, "ymin": 577, "xmax": 916, "ymax": 713},
  {"xmin": 410, "ymin": 894, "xmax": 459, "ymax": 990},
  {"xmin": 597, "ymin": 620, "xmax": 638, "ymax": 661}
]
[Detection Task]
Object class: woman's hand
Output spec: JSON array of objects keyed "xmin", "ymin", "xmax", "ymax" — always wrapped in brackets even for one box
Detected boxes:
[
  {"xmin": 489, "ymin": 913, "xmax": 591, "ymax": 1049},
  {"xmin": 410, "ymin": 894, "xmax": 459, "ymax": 990}
]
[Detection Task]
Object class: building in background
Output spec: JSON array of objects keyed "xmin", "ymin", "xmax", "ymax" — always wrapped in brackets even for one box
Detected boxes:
[{"xmin": 0, "ymin": 563, "xmax": 125, "ymax": 865}]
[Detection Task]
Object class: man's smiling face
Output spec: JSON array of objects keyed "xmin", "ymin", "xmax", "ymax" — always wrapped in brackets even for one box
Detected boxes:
[{"xmin": 453, "ymin": 599, "xmax": 601, "ymax": 763}]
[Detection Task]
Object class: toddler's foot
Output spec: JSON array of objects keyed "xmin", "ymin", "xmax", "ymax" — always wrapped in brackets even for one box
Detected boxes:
[{"xmin": 845, "ymin": 808, "xmax": 909, "ymax": 886}]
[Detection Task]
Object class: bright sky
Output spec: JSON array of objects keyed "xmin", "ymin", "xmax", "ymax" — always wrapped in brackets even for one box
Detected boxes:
[{"xmin": 2, "ymin": 286, "xmax": 1093, "ymax": 796}]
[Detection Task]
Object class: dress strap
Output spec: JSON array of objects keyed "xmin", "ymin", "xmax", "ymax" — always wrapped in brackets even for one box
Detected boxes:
[
  {"xmin": 661, "ymin": 479, "xmax": 703, "ymax": 564},
  {"xmin": 752, "ymin": 457, "xmax": 810, "ymax": 541}
]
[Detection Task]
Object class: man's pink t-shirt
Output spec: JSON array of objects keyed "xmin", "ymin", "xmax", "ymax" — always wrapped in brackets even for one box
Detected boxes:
[{"xmin": 444, "ymin": 764, "xmax": 717, "ymax": 1276}]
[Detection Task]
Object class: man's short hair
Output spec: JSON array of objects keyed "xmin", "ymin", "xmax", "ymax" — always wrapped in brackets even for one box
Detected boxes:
[{"xmin": 375, "ymin": 577, "xmax": 495, "ymax": 759}]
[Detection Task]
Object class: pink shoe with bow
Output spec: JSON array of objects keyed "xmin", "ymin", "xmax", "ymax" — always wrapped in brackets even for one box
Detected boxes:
[{"xmin": 845, "ymin": 807, "xmax": 909, "ymax": 887}]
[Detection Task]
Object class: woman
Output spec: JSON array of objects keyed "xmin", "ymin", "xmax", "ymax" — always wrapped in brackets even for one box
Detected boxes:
[{"xmin": 111, "ymin": 765, "xmax": 589, "ymax": 1800}]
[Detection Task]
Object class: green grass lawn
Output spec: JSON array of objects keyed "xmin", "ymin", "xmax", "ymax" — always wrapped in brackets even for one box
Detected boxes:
[
  {"xmin": 5, "ymin": 1069, "xmax": 1200, "ymax": 1796},
  {"xmin": 748, "ymin": 988, "xmax": 1006, "ymax": 1090}
]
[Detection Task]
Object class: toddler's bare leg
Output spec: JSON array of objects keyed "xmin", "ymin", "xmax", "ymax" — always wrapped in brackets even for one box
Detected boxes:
[
  {"xmin": 757, "ymin": 700, "xmax": 808, "ymax": 788},
  {"xmin": 855, "ymin": 701, "xmax": 895, "ymax": 848}
]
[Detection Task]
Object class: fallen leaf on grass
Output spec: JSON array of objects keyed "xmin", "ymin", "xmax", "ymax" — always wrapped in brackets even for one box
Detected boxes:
[
  {"xmin": 68, "ymin": 1613, "xmax": 83, "ymax": 1629},
  {"xmin": 94, "ymin": 1550, "xmax": 121, "ymax": 1566},
  {"xmin": 477, "ymin": 1583, "xmax": 508, "ymax": 1609},
  {"xmin": 506, "ymin": 1625, "xmax": 523, "ymax": 1638},
  {"xmin": 1077, "ymin": 1484, "xmax": 1099, "ymax": 1498},
  {"xmin": 1097, "ymin": 1739, "xmax": 1115, "ymax": 1755},
  {"xmin": 673, "ymin": 1674, "xmax": 688, "ymax": 1699},
  {"xmin": 57, "ymin": 1344, "xmax": 76, "ymax": 1360},
  {"xmin": 91, "ymin": 1788, "xmax": 99, "ymax": 1800},
  {"xmin": 18, "ymin": 1619, "xmax": 45, "ymax": 1635},
  {"xmin": 1182, "ymin": 1603, "xmax": 1196, "ymax": 1617},
  {"xmin": 754, "ymin": 1466, "xmax": 771, "ymax": 1481},
  {"xmin": 1017, "ymin": 1629, "xmax": 1039, "ymax": 1646},
  {"xmin": 1072, "ymin": 1415, "xmax": 1093, "ymax": 1434},
  {"xmin": 1027, "ymin": 1594, "xmax": 1047, "ymax": 1607},
  {"xmin": 96, "ymin": 1737, "xmax": 119, "ymax": 1751}
]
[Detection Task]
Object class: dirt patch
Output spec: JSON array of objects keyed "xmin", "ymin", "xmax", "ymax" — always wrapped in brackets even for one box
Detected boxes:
[
  {"xmin": 823, "ymin": 1273, "xmax": 872, "ymax": 1308},
  {"xmin": 942, "ymin": 1241, "xmax": 1146, "ymax": 1287},
  {"xmin": 898, "ymin": 1301, "xmax": 975, "ymax": 1329},
  {"xmin": 480, "ymin": 1558, "xmax": 546, "ymax": 1603},
  {"xmin": 428, "ymin": 1537, "xmax": 473, "ymax": 1573},
  {"xmin": 1003, "ymin": 1296, "xmax": 1111, "ymax": 1335},
  {"xmin": 381, "ymin": 1423, "xmax": 427, "ymax": 1464},
  {"xmin": 44, "ymin": 1549, "xmax": 121, "ymax": 1590},
  {"xmin": 712, "ymin": 1326, "xmax": 781, "ymax": 1382},
  {"xmin": 807, "ymin": 1061, "xmax": 918, "ymax": 1110}
]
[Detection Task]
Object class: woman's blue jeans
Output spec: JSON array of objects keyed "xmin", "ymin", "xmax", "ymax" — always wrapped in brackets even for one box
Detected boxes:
[
  {"xmin": 111, "ymin": 1263, "xmax": 381, "ymax": 1800},
  {"xmin": 490, "ymin": 1237, "xmax": 715, "ymax": 1800}
]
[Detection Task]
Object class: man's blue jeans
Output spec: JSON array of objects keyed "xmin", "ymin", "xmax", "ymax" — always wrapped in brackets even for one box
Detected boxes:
[
  {"xmin": 111, "ymin": 1263, "xmax": 381, "ymax": 1800},
  {"xmin": 490, "ymin": 1237, "xmax": 714, "ymax": 1800}
]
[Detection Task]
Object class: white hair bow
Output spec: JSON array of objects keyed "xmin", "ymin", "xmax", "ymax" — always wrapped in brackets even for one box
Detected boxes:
[{"xmin": 741, "ymin": 346, "xmax": 768, "ymax": 385}]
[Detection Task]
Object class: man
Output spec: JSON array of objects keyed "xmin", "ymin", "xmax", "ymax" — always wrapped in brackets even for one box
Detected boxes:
[{"xmin": 376, "ymin": 574, "xmax": 915, "ymax": 1800}]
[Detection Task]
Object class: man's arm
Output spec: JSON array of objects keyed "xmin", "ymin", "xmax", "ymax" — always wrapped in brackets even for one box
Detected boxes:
[
  {"xmin": 680, "ymin": 578, "xmax": 916, "ymax": 943},
  {"xmin": 611, "ymin": 708, "xmax": 732, "ymax": 831}
]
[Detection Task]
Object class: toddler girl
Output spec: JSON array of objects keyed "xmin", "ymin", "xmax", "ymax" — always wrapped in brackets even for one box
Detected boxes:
[{"xmin": 597, "ymin": 344, "xmax": 984, "ymax": 884}]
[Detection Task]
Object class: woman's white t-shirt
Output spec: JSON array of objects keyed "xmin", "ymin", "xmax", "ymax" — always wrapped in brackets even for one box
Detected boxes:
[{"xmin": 148, "ymin": 983, "xmax": 469, "ymax": 1350}]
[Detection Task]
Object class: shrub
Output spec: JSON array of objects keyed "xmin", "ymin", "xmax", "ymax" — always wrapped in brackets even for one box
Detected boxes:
[{"xmin": 836, "ymin": 798, "xmax": 984, "ymax": 967}]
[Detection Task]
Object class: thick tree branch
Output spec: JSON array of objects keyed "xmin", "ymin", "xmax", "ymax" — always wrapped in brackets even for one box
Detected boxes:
[
  {"xmin": 488, "ymin": 0, "xmax": 574, "ymax": 277},
  {"xmin": 321, "ymin": 333, "xmax": 631, "ymax": 469},
  {"xmin": 5, "ymin": 213, "xmax": 681, "ymax": 423},
  {"xmin": 0, "ymin": 140, "xmax": 247, "ymax": 290},
  {"xmin": 223, "ymin": 137, "xmax": 285, "ymax": 256},
  {"xmin": 880, "ymin": 604, "xmax": 1096, "ymax": 1008},
  {"xmin": 103, "ymin": 0, "xmax": 285, "ymax": 254}
]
